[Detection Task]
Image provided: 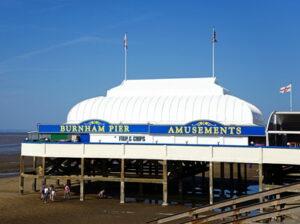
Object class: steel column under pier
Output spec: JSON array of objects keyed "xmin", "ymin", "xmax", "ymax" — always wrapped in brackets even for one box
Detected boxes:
[
  {"xmin": 120, "ymin": 159, "xmax": 125, "ymax": 204},
  {"xmin": 162, "ymin": 160, "xmax": 168, "ymax": 206},
  {"xmin": 32, "ymin": 156, "xmax": 37, "ymax": 192},
  {"xmin": 19, "ymin": 156, "xmax": 24, "ymax": 195},
  {"xmin": 80, "ymin": 157, "xmax": 85, "ymax": 201},
  {"xmin": 209, "ymin": 161, "xmax": 214, "ymax": 204}
]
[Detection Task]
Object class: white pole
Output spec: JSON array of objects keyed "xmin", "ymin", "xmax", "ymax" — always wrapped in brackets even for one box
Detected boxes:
[
  {"xmin": 211, "ymin": 27, "xmax": 217, "ymax": 78},
  {"xmin": 290, "ymin": 84, "xmax": 293, "ymax": 111},
  {"xmin": 125, "ymin": 47, "xmax": 127, "ymax": 81},
  {"xmin": 212, "ymin": 41, "xmax": 215, "ymax": 78},
  {"xmin": 124, "ymin": 33, "xmax": 128, "ymax": 81}
]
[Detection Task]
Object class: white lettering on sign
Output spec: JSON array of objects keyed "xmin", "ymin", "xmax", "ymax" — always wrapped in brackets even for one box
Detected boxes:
[{"xmin": 119, "ymin": 136, "xmax": 146, "ymax": 142}]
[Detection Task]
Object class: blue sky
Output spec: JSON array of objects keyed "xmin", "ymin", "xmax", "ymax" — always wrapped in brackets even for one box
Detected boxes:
[{"xmin": 0, "ymin": 0, "xmax": 300, "ymax": 131}]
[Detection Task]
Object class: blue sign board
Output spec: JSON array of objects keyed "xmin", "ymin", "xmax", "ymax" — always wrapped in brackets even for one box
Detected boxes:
[{"xmin": 38, "ymin": 120, "xmax": 265, "ymax": 136}]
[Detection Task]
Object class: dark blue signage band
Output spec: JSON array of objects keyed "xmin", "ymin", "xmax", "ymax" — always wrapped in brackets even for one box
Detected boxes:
[{"xmin": 38, "ymin": 120, "xmax": 265, "ymax": 136}]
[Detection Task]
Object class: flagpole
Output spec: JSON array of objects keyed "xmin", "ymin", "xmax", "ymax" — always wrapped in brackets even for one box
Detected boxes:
[
  {"xmin": 124, "ymin": 33, "xmax": 127, "ymax": 81},
  {"xmin": 211, "ymin": 27, "xmax": 217, "ymax": 78},
  {"xmin": 290, "ymin": 84, "xmax": 293, "ymax": 111},
  {"xmin": 212, "ymin": 39, "xmax": 215, "ymax": 78},
  {"xmin": 125, "ymin": 46, "xmax": 127, "ymax": 81}
]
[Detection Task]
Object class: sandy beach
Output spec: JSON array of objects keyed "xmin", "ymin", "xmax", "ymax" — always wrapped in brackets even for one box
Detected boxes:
[
  {"xmin": 0, "ymin": 176, "xmax": 189, "ymax": 224},
  {"xmin": 0, "ymin": 133, "xmax": 187, "ymax": 224},
  {"xmin": 1, "ymin": 133, "xmax": 300, "ymax": 224}
]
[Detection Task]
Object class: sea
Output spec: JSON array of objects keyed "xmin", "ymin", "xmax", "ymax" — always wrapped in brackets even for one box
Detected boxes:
[{"xmin": 0, "ymin": 132, "xmax": 27, "ymax": 177}]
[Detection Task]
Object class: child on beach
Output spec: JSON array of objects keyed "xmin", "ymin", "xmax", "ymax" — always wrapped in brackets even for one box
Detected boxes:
[
  {"xmin": 49, "ymin": 185, "xmax": 56, "ymax": 201},
  {"xmin": 63, "ymin": 184, "xmax": 71, "ymax": 199},
  {"xmin": 40, "ymin": 182, "xmax": 46, "ymax": 200},
  {"xmin": 43, "ymin": 185, "xmax": 49, "ymax": 203},
  {"xmin": 97, "ymin": 189, "xmax": 106, "ymax": 199}
]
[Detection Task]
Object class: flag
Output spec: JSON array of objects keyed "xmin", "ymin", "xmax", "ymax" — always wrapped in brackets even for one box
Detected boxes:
[
  {"xmin": 123, "ymin": 33, "xmax": 128, "ymax": 50},
  {"xmin": 280, "ymin": 84, "xmax": 292, "ymax": 93},
  {"xmin": 212, "ymin": 28, "xmax": 217, "ymax": 43}
]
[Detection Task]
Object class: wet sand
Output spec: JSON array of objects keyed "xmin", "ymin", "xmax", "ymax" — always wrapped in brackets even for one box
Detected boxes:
[{"xmin": 0, "ymin": 176, "xmax": 187, "ymax": 224}]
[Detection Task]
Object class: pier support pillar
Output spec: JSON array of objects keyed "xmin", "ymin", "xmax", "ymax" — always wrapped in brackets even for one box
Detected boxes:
[
  {"xmin": 259, "ymin": 163, "xmax": 264, "ymax": 192},
  {"xmin": 259, "ymin": 163, "xmax": 264, "ymax": 213},
  {"xmin": 19, "ymin": 156, "xmax": 25, "ymax": 195},
  {"xmin": 80, "ymin": 180, "xmax": 85, "ymax": 201},
  {"xmin": 162, "ymin": 160, "xmax": 168, "ymax": 206},
  {"xmin": 230, "ymin": 163, "xmax": 234, "ymax": 197},
  {"xmin": 41, "ymin": 157, "xmax": 47, "ymax": 185},
  {"xmin": 244, "ymin": 163, "xmax": 248, "ymax": 194},
  {"xmin": 237, "ymin": 163, "xmax": 242, "ymax": 195},
  {"xmin": 80, "ymin": 158, "xmax": 85, "ymax": 201},
  {"xmin": 209, "ymin": 161, "xmax": 214, "ymax": 204},
  {"xmin": 220, "ymin": 162, "xmax": 225, "ymax": 197},
  {"xmin": 178, "ymin": 162, "xmax": 183, "ymax": 203},
  {"xmin": 120, "ymin": 159, "xmax": 125, "ymax": 204},
  {"xmin": 32, "ymin": 156, "xmax": 37, "ymax": 192}
]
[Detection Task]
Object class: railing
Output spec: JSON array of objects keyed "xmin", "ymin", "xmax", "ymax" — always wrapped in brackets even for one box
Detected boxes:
[{"xmin": 148, "ymin": 182, "xmax": 300, "ymax": 224}]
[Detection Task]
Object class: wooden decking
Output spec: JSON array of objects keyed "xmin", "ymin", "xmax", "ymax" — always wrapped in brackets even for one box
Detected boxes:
[{"xmin": 148, "ymin": 182, "xmax": 300, "ymax": 224}]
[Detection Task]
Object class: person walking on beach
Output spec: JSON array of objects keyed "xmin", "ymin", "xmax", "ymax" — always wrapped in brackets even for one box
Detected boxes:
[
  {"xmin": 97, "ymin": 189, "xmax": 106, "ymax": 199},
  {"xmin": 63, "ymin": 184, "xmax": 71, "ymax": 200},
  {"xmin": 49, "ymin": 185, "xmax": 56, "ymax": 201},
  {"xmin": 43, "ymin": 185, "xmax": 49, "ymax": 203},
  {"xmin": 40, "ymin": 182, "xmax": 46, "ymax": 200}
]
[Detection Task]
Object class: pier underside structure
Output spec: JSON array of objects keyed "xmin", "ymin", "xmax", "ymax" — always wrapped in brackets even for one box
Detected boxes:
[{"xmin": 20, "ymin": 142, "xmax": 300, "ymax": 205}]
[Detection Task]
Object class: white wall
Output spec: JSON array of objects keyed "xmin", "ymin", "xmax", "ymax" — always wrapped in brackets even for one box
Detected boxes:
[
  {"xmin": 21, "ymin": 143, "xmax": 300, "ymax": 165},
  {"xmin": 89, "ymin": 133, "xmax": 248, "ymax": 146}
]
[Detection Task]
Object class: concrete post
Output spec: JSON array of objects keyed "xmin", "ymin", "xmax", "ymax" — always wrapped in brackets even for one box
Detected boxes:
[
  {"xmin": 162, "ymin": 160, "xmax": 168, "ymax": 206},
  {"xmin": 220, "ymin": 162, "xmax": 225, "ymax": 196},
  {"xmin": 230, "ymin": 163, "xmax": 234, "ymax": 197},
  {"xmin": 80, "ymin": 157, "xmax": 85, "ymax": 201},
  {"xmin": 244, "ymin": 163, "xmax": 248, "ymax": 194},
  {"xmin": 41, "ymin": 157, "xmax": 46, "ymax": 185},
  {"xmin": 19, "ymin": 156, "xmax": 25, "ymax": 195},
  {"xmin": 237, "ymin": 163, "xmax": 242, "ymax": 194},
  {"xmin": 32, "ymin": 156, "xmax": 37, "ymax": 192},
  {"xmin": 120, "ymin": 159, "xmax": 125, "ymax": 204},
  {"xmin": 259, "ymin": 163, "xmax": 264, "ymax": 192},
  {"xmin": 209, "ymin": 161, "xmax": 214, "ymax": 204},
  {"xmin": 259, "ymin": 163, "xmax": 264, "ymax": 213}
]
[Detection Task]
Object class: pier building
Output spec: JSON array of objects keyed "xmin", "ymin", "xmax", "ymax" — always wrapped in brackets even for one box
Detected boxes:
[{"xmin": 20, "ymin": 77, "xmax": 300, "ymax": 205}]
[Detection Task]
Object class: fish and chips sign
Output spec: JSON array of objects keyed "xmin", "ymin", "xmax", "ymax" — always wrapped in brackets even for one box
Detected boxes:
[{"xmin": 38, "ymin": 120, "xmax": 265, "ymax": 136}]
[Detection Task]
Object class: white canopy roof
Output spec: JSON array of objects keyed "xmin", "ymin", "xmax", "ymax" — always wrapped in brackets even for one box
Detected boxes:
[{"xmin": 67, "ymin": 77, "xmax": 264, "ymax": 126}]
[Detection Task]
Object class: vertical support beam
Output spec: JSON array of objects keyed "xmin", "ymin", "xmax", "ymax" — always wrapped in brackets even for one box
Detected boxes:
[
  {"xmin": 80, "ymin": 157, "xmax": 85, "ymax": 201},
  {"xmin": 162, "ymin": 160, "xmax": 168, "ymax": 206},
  {"xmin": 178, "ymin": 162, "xmax": 183, "ymax": 202},
  {"xmin": 32, "ymin": 156, "xmax": 37, "ymax": 192},
  {"xmin": 258, "ymin": 163, "xmax": 264, "ymax": 192},
  {"xmin": 220, "ymin": 162, "xmax": 225, "ymax": 197},
  {"xmin": 230, "ymin": 163, "xmax": 234, "ymax": 197},
  {"xmin": 41, "ymin": 157, "xmax": 46, "ymax": 184},
  {"xmin": 19, "ymin": 156, "xmax": 25, "ymax": 195},
  {"xmin": 259, "ymin": 163, "xmax": 264, "ymax": 213},
  {"xmin": 209, "ymin": 161, "xmax": 214, "ymax": 204},
  {"xmin": 138, "ymin": 160, "xmax": 144, "ymax": 201},
  {"xmin": 120, "ymin": 158, "xmax": 125, "ymax": 204},
  {"xmin": 202, "ymin": 164, "xmax": 206, "ymax": 184},
  {"xmin": 237, "ymin": 163, "xmax": 242, "ymax": 195},
  {"xmin": 244, "ymin": 163, "xmax": 248, "ymax": 194}
]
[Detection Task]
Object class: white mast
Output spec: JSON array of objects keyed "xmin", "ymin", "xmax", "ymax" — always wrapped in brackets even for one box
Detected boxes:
[
  {"xmin": 290, "ymin": 83, "xmax": 293, "ymax": 111},
  {"xmin": 124, "ymin": 33, "xmax": 128, "ymax": 81},
  {"xmin": 212, "ymin": 27, "xmax": 217, "ymax": 78}
]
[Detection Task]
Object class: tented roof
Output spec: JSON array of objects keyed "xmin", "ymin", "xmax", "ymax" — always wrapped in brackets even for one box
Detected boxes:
[{"xmin": 67, "ymin": 77, "xmax": 264, "ymax": 126}]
